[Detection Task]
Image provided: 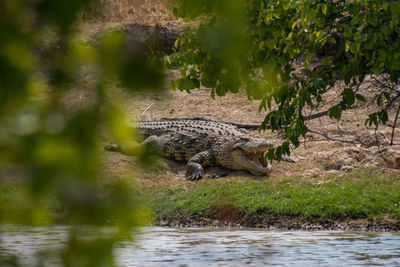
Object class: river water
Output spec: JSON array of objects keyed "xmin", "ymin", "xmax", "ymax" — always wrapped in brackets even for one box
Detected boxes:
[{"xmin": 1, "ymin": 226, "xmax": 400, "ymax": 266}]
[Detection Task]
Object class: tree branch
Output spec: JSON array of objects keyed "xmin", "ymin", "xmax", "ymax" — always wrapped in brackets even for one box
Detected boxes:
[
  {"xmin": 307, "ymin": 128, "xmax": 359, "ymax": 144},
  {"xmin": 386, "ymin": 93, "xmax": 400, "ymax": 110},
  {"xmin": 375, "ymin": 125, "xmax": 391, "ymax": 164},
  {"xmin": 391, "ymin": 103, "xmax": 400, "ymax": 146}
]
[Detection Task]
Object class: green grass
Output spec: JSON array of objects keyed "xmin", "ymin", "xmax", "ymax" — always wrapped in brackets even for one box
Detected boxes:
[
  {"xmin": 2, "ymin": 167, "xmax": 399, "ymax": 226},
  {"xmin": 139, "ymin": 168, "xmax": 400, "ymax": 223}
]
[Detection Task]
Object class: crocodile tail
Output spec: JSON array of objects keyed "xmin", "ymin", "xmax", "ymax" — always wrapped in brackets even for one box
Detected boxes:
[{"xmin": 280, "ymin": 155, "xmax": 295, "ymax": 163}]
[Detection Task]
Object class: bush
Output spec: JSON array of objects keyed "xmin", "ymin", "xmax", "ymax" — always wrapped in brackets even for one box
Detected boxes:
[
  {"xmin": 168, "ymin": 0, "xmax": 400, "ymax": 159},
  {"xmin": 0, "ymin": 0, "xmax": 164, "ymax": 265}
]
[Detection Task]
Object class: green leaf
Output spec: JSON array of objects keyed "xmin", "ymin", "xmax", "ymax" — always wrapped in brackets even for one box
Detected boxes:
[
  {"xmin": 321, "ymin": 4, "xmax": 327, "ymax": 15},
  {"xmin": 304, "ymin": 93, "xmax": 313, "ymax": 107},
  {"xmin": 383, "ymin": 92, "xmax": 391, "ymax": 100},
  {"xmin": 259, "ymin": 97, "xmax": 267, "ymax": 112},
  {"xmin": 215, "ymin": 84, "xmax": 226, "ymax": 96},
  {"xmin": 328, "ymin": 106, "xmax": 342, "ymax": 120},
  {"xmin": 266, "ymin": 148, "xmax": 275, "ymax": 161},
  {"xmin": 305, "ymin": 52, "xmax": 314, "ymax": 65},
  {"xmin": 366, "ymin": 113, "xmax": 378, "ymax": 126},
  {"xmin": 377, "ymin": 94, "xmax": 383, "ymax": 106},
  {"xmin": 290, "ymin": 133, "xmax": 300, "ymax": 147},
  {"xmin": 210, "ymin": 88, "xmax": 216, "ymax": 99},
  {"xmin": 379, "ymin": 110, "xmax": 388, "ymax": 125},
  {"xmin": 342, "ymin": 88, "xmax": 355, "ymax": 107},
  {"xmin": 321, "ymin": 56, "xmax": 334, "ymax": 65},
  {"xmin": 191, "ymin": 78, "xmax": 200, "ymax": 88},
  {"xmin": 282, "ymin": 141, "xmax": 290, "ymax": 156},
  {"xmin": 275, "ymin": 146, "xmax": 282, "ymax": 160},
  {"xmin": 355, "ymin": 94, "xmax": 366, "ymax": 102},
  {"xmin": 174, "ymin": 39, "xmax": 180, "ymax": 49}
]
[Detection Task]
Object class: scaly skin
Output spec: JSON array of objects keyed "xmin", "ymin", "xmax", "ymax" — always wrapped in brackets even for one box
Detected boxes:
[{"xmin": 105, "ymin": 118, "xmax": 289, "ymax": 180}]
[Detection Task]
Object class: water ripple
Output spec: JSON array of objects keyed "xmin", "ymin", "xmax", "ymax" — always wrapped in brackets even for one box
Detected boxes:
[{"xmin": 1, "ymin": 226, "xmax": 400, "ymax": 266}]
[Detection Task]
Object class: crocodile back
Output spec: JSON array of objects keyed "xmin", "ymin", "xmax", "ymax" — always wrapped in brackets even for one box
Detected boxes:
[{"xmin": 135, "ymin": 119, "xmax": 245, "ymax": 138}]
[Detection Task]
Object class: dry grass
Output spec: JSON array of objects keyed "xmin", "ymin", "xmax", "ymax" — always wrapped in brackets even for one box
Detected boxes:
[{"xmin": 81, "ymin": 0, "xmax": 178, "ymax": 26}]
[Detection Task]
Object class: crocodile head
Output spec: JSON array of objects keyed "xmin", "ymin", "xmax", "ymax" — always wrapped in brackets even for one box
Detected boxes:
[{"xmin": 217, "ymin": 136, "xmax": 274, "ymax": 175}]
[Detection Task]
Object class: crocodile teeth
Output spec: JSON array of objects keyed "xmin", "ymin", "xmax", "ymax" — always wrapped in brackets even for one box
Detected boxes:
[{"xmin": 244, "ymin": 151, "xmax": 269, "ymax": 167}]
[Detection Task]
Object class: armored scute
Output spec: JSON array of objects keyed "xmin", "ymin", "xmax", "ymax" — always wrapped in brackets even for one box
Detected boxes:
[{"xmin": 105, "ymin": 118, "xmax": 293, "ymax": 180}]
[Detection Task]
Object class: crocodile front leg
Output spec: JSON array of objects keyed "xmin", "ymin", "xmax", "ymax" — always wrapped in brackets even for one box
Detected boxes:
[{"xmin": 186, "ymin": 150, "xmax": 214, "ymax": 181}]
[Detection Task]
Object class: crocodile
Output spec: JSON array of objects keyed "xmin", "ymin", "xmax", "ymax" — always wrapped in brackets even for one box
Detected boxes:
[{"xmin": 105, "ymin": 118, "xmax": 294, "ymax": 180}]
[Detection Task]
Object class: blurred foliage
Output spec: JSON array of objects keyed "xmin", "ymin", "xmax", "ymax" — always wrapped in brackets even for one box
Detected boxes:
[
  {"xmin": 0, "ymin": 0, "xmax": 163, "ymax": 266},
  {"xmin": 168, "ymin": 0, "xmax": 400, "ymax": 160}
]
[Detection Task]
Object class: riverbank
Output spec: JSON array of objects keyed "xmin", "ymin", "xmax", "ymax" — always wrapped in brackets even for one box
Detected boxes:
[
  {"xmin": 2, "ymin": 166, "xmax": 399, "ymax": 231},
  {"xmin": 136, "ymin": 167, "xmax": 400, "ymax": 231}
]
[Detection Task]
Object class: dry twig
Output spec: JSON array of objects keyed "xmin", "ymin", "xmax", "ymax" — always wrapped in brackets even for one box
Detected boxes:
[
  {"xmin": 375, "ymin": 125, "xmax": 391, "ymax": 163},
  {"xmin": 307, "ymin": 128, "xmax": 359, "ymax": 144},
  {"xmin": 391, "ymin": 103, "xmax": 400, "ymax": 145}
]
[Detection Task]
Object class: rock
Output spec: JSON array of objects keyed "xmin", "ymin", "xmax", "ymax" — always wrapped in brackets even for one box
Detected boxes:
[
  {"xmin": 395, "ymin": 157, "xmax": 400, "ymax": 169},
  {"xmin": 356, "ymin": 130, "xmax": 389, "ymax": 148},
  {"xmin": 159, "ymin": 220, "xmax": 169, "ymax": 226},
  {"xmin": 304, "ymin": 168, "xmax": 321, "ymax": 176},
  {"xmin": 341, "ymin": 166, "xmax": 354, "ymax": 172},
  {"xmin": 341, "ymin": 158, "xmax": 354, "ymax": 166},
  {"xmin": 326, "ymin": 170, "xmax": 339, "ymax": 175},
  {"xmin": 364, "ymin": 162, "xmax": 377, "ymax": 168}
]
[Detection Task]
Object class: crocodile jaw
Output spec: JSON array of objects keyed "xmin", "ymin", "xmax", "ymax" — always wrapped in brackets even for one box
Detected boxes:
[
  {"xmin": 234, "ymin": 150, "xmax": 271, "ymax": 175},
  {"xmin": 231, "ymin": 142, "xmax": 273, "ymax": 175}
]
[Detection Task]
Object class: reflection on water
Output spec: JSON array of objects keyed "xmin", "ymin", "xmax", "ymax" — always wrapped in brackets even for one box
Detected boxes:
[{"xmin": 1, "ymin": 226, "xmax": 400, "ymax": 266}]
